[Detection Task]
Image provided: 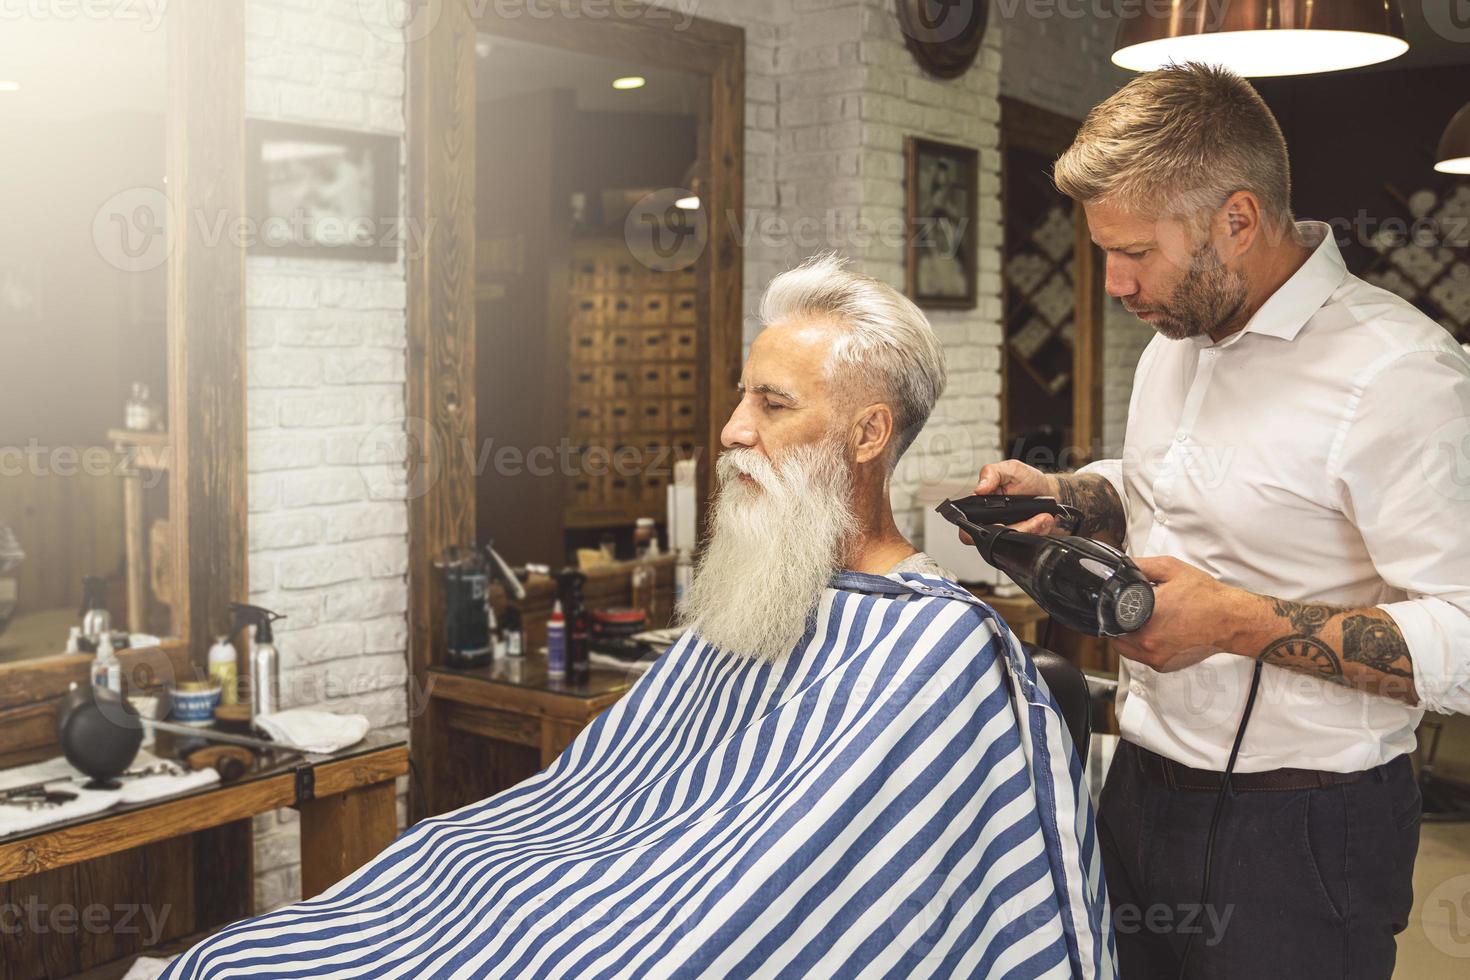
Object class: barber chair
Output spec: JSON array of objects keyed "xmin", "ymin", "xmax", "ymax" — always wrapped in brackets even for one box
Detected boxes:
[{"xmin": 1023, "ymin": 642, "xmax": 1091, "ymax": 759}]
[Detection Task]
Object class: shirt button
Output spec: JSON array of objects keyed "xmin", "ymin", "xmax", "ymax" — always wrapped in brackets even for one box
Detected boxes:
[
  {"xmin": 1154, "ymin": 512, "xmax": 1167, "ymax": 525},
  {"xmin": 1174, "ymin": 432, "xmax": 1187, "ymax": 443}
]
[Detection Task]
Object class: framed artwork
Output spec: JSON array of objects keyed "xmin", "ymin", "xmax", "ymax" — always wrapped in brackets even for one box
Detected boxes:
[
  {"xmin": 246, "ymin": 120, "xmax": 399, "ymax": 261},
  {"xmin": 905, "ymin": 136, "xmax": 978, "ymax": 310}
]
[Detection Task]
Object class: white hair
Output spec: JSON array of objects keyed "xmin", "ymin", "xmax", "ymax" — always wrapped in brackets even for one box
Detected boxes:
[{"xmin": 759, "ymin": 252, "xmax": 948, "ymax": 466}]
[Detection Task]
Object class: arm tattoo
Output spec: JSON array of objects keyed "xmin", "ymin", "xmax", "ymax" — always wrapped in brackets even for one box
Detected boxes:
[
  {"xmin": 1053, "ymin": 474, "xmax": 1127, "ymax": 546},
  {"xmin": 1256, "ymin": 598, "xmax": 1416, "ymax": 703},
  {"xmin": 1341, "ymin": 614, "xmax": 1414, "ymax": 678},
  {"xmin": 1269, "ymin": 597, "xmax": 1334, "ymax": 636}
]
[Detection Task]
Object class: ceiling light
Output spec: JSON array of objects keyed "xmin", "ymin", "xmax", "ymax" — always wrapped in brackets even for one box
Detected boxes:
[
  {"xmin": 0, "ymin": 81, "xmax": 21, "ymax": 93},
  {"xmin": 675, "ymin": 196, "xmax": 700, "ymax": 211},
  {"xmin": 1113, "ymin": 1, "xmax": 1408, "ymax": 77},
  {"xmin": 612, "ymin": 76, "xmax": 646, "ymax": 91},
  {"xmin": 1436, "ymin": 102, "xmax": 1470, "ymax": 175}
]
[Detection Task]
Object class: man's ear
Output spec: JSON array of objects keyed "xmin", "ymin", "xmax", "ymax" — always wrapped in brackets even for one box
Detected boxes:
[
  {"xmin": 1214, "ymin": 190, "xmax": 1263, "ymax": 259},
  {"xmin": 850, "ymin": 403, "xmax": 894, "ymax": 466}
]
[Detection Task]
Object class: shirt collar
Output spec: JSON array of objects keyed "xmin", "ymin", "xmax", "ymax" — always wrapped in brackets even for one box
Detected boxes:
[{"xmin": 1193, "ymin": 220, "xmax": 1347, "ymax": 349}]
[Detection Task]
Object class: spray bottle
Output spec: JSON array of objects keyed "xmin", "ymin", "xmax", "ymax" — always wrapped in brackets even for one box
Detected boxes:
[{"xmin": 230, "ymin": 603, "xmax": 286, "ymax": 724}]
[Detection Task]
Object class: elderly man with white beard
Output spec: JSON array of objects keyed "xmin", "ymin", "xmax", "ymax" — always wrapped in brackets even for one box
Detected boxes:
[{"xmin": 161, "ymin": 254, "xmax": 1115, "ymax": 980}]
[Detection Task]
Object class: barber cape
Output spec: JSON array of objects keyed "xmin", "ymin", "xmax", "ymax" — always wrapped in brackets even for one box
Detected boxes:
[{"xmin": 163, "ymin": 572, "xmax": 1115, "ymax": 979}]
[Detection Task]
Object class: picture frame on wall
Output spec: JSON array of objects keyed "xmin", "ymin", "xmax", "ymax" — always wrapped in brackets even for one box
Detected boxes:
[
  {"xmin": 904, "ymin": 136, "xmax": 978, "ymax": 310},
  {"xmin": 246, "ymin": 120, "xmax": 400, "ymax": 262}
]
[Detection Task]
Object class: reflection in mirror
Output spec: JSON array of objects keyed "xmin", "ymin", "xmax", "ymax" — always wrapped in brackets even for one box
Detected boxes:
[
  {"xmin": 0, "ymin": 17, "xmax": 172, "ymax": 666},
  {"xmin": 474, "ymin": 33, "xmax": 704, "ymax": 568}
]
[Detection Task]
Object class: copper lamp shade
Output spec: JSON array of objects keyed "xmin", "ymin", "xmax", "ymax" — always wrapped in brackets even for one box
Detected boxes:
[
  {"xmin": 1437, "ymin": 102, "xmax": 1470, "ymax": 175},
  {"xmin": 1113, "ymin": 0, "xmax": 1408, "ymax": 77}
]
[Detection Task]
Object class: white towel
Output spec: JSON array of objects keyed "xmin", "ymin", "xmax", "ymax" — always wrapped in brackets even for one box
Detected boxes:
[
  {"xmin": 0, "ymin": 750, "xmax": 218, "ymax": 838},
  {"xmin": 254, "ymin": 709, "xmax": 369, "ymax": 754}
]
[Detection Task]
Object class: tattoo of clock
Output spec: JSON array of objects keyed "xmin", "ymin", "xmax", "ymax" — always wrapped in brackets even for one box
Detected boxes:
[
  {"xmin": 1260, "ymin": 635, "xmax": 1343, "ymax": 679},
  {"xmin": 1342, "ymin": 614, "xmax": 1413, "ymax": 678}
]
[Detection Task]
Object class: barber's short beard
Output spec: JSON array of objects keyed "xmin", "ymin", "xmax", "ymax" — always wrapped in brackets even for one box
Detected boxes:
[
  {"xmin": 1143, "ymin": 242, "xmax": 1249, "ymax": 341},
  {"xmin": 676, "ymin": 435, "xmax": 858, "ymax": 662}
]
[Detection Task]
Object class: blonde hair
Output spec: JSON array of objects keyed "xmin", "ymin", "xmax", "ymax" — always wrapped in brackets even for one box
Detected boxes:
[
  {"xmin": 1053, "ymin": 62, "xmax": 1293, "ymax": 232},
  {"xmin": 759, "ymin": 252, "xmax": 947, "ymax": 467}
]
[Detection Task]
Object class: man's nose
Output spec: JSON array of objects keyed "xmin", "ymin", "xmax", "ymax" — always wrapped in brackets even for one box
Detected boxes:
[
  {"xmin": 1104, "ymin": 255, "xmax": 1136, "ymax": 300},
  {"xmin": 721, "ymin": 399, "xmax": 758, "ymax": 450}
]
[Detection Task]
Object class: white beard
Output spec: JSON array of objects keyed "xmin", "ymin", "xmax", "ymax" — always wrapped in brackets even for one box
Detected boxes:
[{"xmin": 676, "ymin": 436, "xmax": 858, "ymax": 662}]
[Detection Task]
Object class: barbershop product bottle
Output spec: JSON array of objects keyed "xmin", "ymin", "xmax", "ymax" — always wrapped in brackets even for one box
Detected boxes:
[
  {"xmin": 630, "ymin": 518, "xmax": 659, "ymax": 624},
  {"xmin": 503, "ymin": 604, "xmax": 524, "ymax": 658},
  {"xmin": 209, "ymin": 635, "xmax": 239, "ymax": 706},
  {"xmin": 546, "ymin": 601, "xmax": 567, "ymax": 680},
  {"xmin": 231, "ymin": 603, "xmax": 286, "ymax": 724},
  {"xmin": 92, "ymin": 632, "xmax": 122, "ymax": 693},
  {"xmin": 80, "ymin": 576, "xmax": 111, "ymax": 647},
  {"xmin": 562, "ymin": 571, "xmax": 591, "ymax": 687}
]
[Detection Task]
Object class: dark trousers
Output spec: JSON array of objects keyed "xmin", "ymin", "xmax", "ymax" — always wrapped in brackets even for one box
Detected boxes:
[{"xmin": 1098, "ymin": 740, "xmax": 1422, "ymax": 980}]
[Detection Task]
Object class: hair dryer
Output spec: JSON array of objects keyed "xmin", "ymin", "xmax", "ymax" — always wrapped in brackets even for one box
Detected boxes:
[{"xmin": 936, "ymin": 495, "xmax": 1154, "ymax": 636}]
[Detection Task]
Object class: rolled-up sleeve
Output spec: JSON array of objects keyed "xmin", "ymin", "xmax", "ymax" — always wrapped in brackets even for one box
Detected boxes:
[{"xmin": 1332, "ymin": 346, "xmax": 1470, "ymax": 714}]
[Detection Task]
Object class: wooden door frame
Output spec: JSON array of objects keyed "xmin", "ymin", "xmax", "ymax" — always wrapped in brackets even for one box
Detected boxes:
[
  {"xmin": 0, "ymin": 0, "xmax": 247, "ymax": 766},
  {"xmin": 997, "ymin": 95, "xmax": 1105, "ymax": 466},
  {"xmin": 405, "ymin": 1, "xmax": 744, "ymax": 817}
]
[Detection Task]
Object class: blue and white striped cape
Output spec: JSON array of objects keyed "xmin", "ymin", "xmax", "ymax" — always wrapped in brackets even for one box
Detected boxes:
[{"xmin": 163, "ymin": 571, "xmax": 1116, "ymax": 979}]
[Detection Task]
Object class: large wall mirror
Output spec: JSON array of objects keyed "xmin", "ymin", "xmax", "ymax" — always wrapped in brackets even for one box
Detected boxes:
[
  {"xmin": 0, "ymin": 1, "xmax": 246, "ymax": 765},
  {"xmin": 0, "ymin": 16, "xmax": 175, "ymax": 670}
]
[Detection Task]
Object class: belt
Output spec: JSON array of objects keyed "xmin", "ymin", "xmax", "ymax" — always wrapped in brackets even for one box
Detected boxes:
[{"xmin": 1130, "ymin": 742, "xmax": 1392, "ymax": 793}]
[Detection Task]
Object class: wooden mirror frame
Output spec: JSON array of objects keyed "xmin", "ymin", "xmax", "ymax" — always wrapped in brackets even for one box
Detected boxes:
[
  {"xmin": 0, "ymin": 0, "xmax": 247, "ymax": 767},
  {"xmin": 405, "ymin": 1, "xmax": 744, "ymax": 813}
]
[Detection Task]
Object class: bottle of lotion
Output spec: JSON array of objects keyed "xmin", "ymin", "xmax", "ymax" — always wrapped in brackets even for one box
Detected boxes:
[
  {"xmin": 546, "ymin": 600, "xmax": 566, "ymax": 680},
  {"xmin": 91, "ymin": 631, "xmax": 121, "ymax": 693}
]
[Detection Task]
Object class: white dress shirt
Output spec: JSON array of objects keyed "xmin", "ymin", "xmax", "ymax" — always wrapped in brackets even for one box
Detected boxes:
[{"xmin": 1083, "ymin": 221, "xmax": 1470, "ymax": 773}]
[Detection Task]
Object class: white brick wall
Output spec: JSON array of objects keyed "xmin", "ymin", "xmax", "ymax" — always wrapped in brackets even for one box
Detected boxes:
[{"xmin": 245, "ymin": 0, "xmax": 410, "ymax": 913}]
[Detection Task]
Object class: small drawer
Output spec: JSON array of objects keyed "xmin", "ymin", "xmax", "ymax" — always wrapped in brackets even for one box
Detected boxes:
[
  {"xmin": 572, "ymin": 258, "xmax": 599, "ymax": 291},
  {"xmin": 676, "ymin": 266, "xmax": 698, "ymax": 289},
  {"xmin": 673, "ymin": 436, "xmax": 698, "ymax": 460},
  {"xmin": 569, "ymin": 401, "xmax": 605, "ymax": 433},
  {"xmin": 610, "ymin": 294, "xmax": 637, "ymax": 327},
  {"xmin": 668, "ymin": 364, "xmax": 696, "ymax": 396},
  {"xmin": 670, "ymin": 327, "xmax": 696, "ymax": 359},
  {"xmin": 606, "ymin": 472, "xmax": 636, "ymax": 502},
  {"xmin": 639, "ymin": 292, "xmax": 669, "ymax": 325},
  {"xmin": 606, "ymin": 399, "xmax": 635, "ymax": 434},
  {"xmin": 669, "ymin": 398, "xmax": 697, "ymax": 431},
  {"xmin": 638, "ymin": 327, "xmax": 670, "ymax": 362},
  {"xmin": 606, "ymin": 329, "xmax": 638, "ymax": 363},
  {"xmin": 612, "ymin": 258, "xmax": 637, "ymax": 288},
  {"xmin": 570, "ymin": 294, "xmax": 605, "ymax": 327},
  {"xmin": 570, "ymin": 474, "xmax": 599, "ymax": 508},
  {"xmin": 641, "ymin": 472, "xmax": 668, "ymax": 507},
  {"xmin": 638, "ymin": 365, "xmax": 668, "ymax": 396},
  {"xmin": 670, "ymin": 291, "xmax": 697, "ymax": 324},
  {"xmin": 605, "ymin": 365, "xmax": 636, "ymax": 398},
  {"xmin": 570, "ymin": 331, "xmax": 605, "ymax": 362},
  {"xmin": 638, "ymin": 398, "xmax": 670, "ymax": 431},
  {"xmin": 571, "ymin": 367, "xmax": 603, "ymax": 401}
]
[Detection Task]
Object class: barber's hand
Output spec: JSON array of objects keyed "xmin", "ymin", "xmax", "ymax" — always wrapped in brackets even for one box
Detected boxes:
[
  {"xmin": 961, "ymin": 459, "xmax": 1062, "ymax": 542},
  {"xmin": 1111, "ymin": 556, "xmax": 1248, "ymax": 672}
]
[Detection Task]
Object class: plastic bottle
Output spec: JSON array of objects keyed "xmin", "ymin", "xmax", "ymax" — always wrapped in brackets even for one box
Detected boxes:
[
  {"xmin": 208, "ymin": 635, "xmax": 239, "ymax": 705},
  {"xmin": 630, "ymin": 517, "xmax": 659, "ymax": 623},
  {"xmin": 546, "ymin": 600, "xmax": 567, "ymax": 680},
  {"xmin": 91, "ymin": 632, "xmax": 121, "ymax": 693}
]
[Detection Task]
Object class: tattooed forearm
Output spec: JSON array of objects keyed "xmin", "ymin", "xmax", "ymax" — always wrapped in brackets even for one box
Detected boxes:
[
  {"xmin": 1253, "ymin": 599, "xmax": 1417, "ymax": 704},
  {"xmin": 1053, "ymin": 474, "xmax": 1127, "ymax": 547}
]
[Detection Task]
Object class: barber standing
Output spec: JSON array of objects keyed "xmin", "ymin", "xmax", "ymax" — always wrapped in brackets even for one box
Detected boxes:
[{"xmin": 974, "ymin": 63, "xmax": 1470, "ymax": 978}]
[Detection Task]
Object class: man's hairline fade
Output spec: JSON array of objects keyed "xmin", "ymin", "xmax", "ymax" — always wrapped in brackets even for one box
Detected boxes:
[{"xmin": 1053, "ymin": 61, "xmax": 1296, "ymax": 240}]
